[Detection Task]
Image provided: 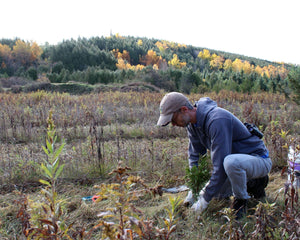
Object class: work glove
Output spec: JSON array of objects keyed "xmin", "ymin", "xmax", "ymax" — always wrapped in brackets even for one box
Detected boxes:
[
  {"xmin": 191, "ymin": 190, "xmax": 209, "ymax": 213},
  {"xmin": 183, "ymin": 190, "xmax": 195, "ymax": 207}
]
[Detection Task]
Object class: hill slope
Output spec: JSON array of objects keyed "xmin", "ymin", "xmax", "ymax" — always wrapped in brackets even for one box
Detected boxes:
[{"xmin": 0, "ymin": 35, "xmax": 297, "ymax": 95}]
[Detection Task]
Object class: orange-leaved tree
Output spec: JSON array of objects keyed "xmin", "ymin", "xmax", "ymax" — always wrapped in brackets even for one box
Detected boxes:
[{"xmin": 12, "ymin": 40, "xmax": 42, "ymax": 67}]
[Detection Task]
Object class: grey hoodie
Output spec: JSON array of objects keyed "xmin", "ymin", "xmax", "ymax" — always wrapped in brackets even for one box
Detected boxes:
[{"xmin": 186, "ymin": 97, "xmax": 269, "ymax": 202}]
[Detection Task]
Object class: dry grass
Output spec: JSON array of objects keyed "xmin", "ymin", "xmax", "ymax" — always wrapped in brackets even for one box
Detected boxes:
[
  {"xmin": 0, "ymin": 171, "xmax": 292, "ymax": 239},
  {"xmin": 0, "ymin": 90, "xmax": 299, "ymax": 239}
]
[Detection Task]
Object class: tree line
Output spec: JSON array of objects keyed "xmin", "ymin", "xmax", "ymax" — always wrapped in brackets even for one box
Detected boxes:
[{"xmin": 0, "ymin": 35, "xmax": 299, "ymax": 100}]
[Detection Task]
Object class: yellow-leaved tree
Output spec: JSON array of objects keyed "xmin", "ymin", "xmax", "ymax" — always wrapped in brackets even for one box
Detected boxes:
[
  {"xmin": 137, "ymin": 39, "xmax": 143, "ymax": 46},
  {"xmin": 30, "ymin": 42, "xmax": 43, "ymax": 62},
  {"xmin": 12, "ymin": 40, "xmax": 42, "ymax": 67},
  {"xmin": 223, "ymin": 59, "xmax": 233, "ymax": 70},
  {"xmin": 112, "ymin": 49, "xmax": 130, "ymax": 63},
  {"xmin": 0, "ymin": 43, "xmax": 12, "ymax": 69},
  {"xmin": 155, "ymin": 41, "xmax": 169, "ymax": 54},
  {"xmin": 140, "ymin": 50, "xmax": 167, "ymax": 70},
  {"xmin": 116, "ymin": 58, "xmax": 132, "ymax": 70},
  {"xmin": 198, "ymin": 49, "xmax": 211, "ymax": 60},
  {"xmin": 116, "ymin": 58, "xmax": 144, "ymax": 71},
  {"xmin": 255, "ymin": 65, "xmax": 263, "ymax": 76},
  {"xmin": 141, "ymin": 50, "xmax": 159, "ymax": 66},
  {"xmin": 168, "ymin": 54, "xmax": 186, "ymax": 69},
  {"xmin": 210, "ymin": 55, "xmax": 224, "ymax": 69},
  {"xmin": 242, "ymin": 60, "xmax": 252, "ymax": 74},
  {"xmin": 232, "ymin": 58, "xmax": 243, "ymax": 72}
]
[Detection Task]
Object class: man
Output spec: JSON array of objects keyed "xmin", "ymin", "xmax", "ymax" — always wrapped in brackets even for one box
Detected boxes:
[{"xmin": 157, "ymin": 92, "xmax": 272, "ymax": 218}]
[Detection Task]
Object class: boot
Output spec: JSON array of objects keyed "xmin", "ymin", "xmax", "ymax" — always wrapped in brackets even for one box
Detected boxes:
[
  {"xmin": 232, "ymin": 198, "xmax": 247, "ymax": 219},
  {"xmin": 247, "ymin": 175, "xmax": 269, "ymax": 199}
]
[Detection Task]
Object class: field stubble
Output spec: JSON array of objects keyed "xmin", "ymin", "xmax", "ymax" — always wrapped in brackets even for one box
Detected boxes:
[{"xmin": 0, "ymin": 90, "xmax": 299, "ymax": 239}]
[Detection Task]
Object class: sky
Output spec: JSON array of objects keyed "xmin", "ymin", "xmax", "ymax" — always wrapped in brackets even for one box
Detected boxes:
[{"xmin": 2, "ymin": 0, "xmax": 300, "ymax": 65}]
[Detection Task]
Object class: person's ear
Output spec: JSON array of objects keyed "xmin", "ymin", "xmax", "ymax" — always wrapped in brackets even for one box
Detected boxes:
[{"xmin": 180, "ymin": 106, "xmax": 188, "ymax": 112}]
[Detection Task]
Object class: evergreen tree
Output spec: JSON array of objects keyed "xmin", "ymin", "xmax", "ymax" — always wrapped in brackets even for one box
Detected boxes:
[{"xmin": 287, "ymin": 67, "xmax": 300, "ymax": 104}]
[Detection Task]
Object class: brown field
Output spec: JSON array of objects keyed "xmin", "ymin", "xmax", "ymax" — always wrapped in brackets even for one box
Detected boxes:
[{"xmin": 0, "ymin": 90, "xmax": 299, "ymax": 239}]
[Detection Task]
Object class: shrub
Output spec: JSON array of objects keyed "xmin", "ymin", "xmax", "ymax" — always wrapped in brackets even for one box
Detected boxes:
[
  {"xmin": 54, "ymin": 82, "xmax": 94, "ymax": 94},
  {"xmin": 0, "ymin": 76, "xmax": 29, "ymax": 88},
  {"xmin": 26, "ymin": 67, "xmax": 38, "ymax": 80},
  {"xmin": 23, "ymin": 82, "xmax": 52, "ymax": 92}
]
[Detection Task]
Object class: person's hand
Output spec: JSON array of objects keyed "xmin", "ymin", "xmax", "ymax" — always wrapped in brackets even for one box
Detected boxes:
[{"xmin": 191, "ymin": 193, "xmax": 208, "ymax": 213}]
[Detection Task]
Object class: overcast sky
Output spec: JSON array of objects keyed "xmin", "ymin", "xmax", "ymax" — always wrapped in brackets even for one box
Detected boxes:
[{"xmin": 2, "ymin": 0, "xmax": 299, "ymax": 65}]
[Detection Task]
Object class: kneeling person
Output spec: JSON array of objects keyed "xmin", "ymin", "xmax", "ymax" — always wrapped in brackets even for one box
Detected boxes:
[{"xmin": 157, "ymin": 92, "xmax": 272, "ymax": 219}]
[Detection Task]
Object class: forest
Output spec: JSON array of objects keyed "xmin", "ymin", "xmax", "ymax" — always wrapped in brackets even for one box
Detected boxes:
[{"xmin": 0, "ymin": 35, "xmax": 299, "ymax": 103}]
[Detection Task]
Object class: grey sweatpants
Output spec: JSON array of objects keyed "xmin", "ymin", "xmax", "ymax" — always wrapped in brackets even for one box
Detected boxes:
[{"xmin": 220, "ymin": 154, "xmax": 272, "ymax": 199}]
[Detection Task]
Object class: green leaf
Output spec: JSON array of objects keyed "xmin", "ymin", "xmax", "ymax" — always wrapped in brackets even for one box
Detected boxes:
[
  {"xmin": 53, "ymin": 158, "xmax": 60, "ymax": 172},
  {"xmin": 46, "ymin": 140, "xmax": 53, "ymax": 153},
  {"xmin": 54, "ymin": 164, "xmax": 65, "ymax": 180},
  {"xmin": 39, "ymin": 179, "xmax": 51, "ymax": 187},
  {"xmin": 41, "ymin": 163, "xmax": 53, "ymax": 178},
  {"xmin": 41, "ymin": 158, "xmax": 49, "ymax": 165},
  {"xmin": 42, "ymin": 146, "xmax": 49, "ymax": 156},
  {"xmin": 53, "ymin": 142, "xmax": 65, "ymax": 163},
  {"xmin": 46, "ymin": 163, "xmax": 53, "ymax": 172}
]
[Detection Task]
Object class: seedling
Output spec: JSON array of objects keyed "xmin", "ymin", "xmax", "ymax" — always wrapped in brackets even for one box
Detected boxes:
[{"xmin": 185, "ymin": 154, "xmax": 210, "ymax": 199}]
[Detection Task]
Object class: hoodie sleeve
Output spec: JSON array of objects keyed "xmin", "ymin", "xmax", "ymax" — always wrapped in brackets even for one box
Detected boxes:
[
  {"xmin": 203, "ymin": 117, "xmax": 233, "ymax": 202},
  {"xmin": 187, "ymin": 126, "xmax": 207, "ymax": 169}
]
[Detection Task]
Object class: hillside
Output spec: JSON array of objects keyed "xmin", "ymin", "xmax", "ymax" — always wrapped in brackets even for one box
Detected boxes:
[{"xmin": 0, "ymin": 35, "xmax": 299, "ymax": 98}]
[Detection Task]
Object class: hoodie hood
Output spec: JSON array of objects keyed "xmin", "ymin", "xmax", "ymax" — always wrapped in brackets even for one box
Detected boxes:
[{"xmin": 195, "ymin": 97, "xmax": 218, "ymax": 130}]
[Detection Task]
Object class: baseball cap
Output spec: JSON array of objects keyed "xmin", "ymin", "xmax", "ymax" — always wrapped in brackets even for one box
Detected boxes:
[{"xmin": 157, "ymin": 92, "xmax": 190, "ymax": 126}]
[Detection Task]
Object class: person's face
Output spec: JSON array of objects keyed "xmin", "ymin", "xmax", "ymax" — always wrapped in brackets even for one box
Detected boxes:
[{"xmin": 171, "ymin": 109, "xmax": 191, "ymax": 127}]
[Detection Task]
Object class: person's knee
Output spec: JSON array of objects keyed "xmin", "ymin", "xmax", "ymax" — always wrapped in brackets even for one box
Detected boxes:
[{"xmin": 223, "ymin": 155, "xmax": 239, "ymax": 174}]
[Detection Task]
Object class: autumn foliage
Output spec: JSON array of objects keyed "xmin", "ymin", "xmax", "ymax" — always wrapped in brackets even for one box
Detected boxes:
[
  {"xmin": 0, "ymin": 35, "xmax": 298, "ymax": 97},
  {"xmin": 0, "ymin": 40, "xmax": 42, "ymax": 71},
  {"xmin": 113, "ymin": 41, "xmax": 183, "ymax": 71},
  {"xmin": 198, "ymin": 48, "xmax": 288, "ymax": 79}
]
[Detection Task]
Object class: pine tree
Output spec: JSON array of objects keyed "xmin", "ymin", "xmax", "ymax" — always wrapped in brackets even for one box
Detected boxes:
[{"xmin": 287, "ymin": 67, "xmax": 300, "ymax": 104}]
